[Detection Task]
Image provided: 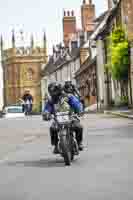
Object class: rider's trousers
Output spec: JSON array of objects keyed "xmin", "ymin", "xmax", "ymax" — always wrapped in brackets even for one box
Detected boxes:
[{"xmin": 50, "ymin": 121, "xmax": 83, "ymax": 146}]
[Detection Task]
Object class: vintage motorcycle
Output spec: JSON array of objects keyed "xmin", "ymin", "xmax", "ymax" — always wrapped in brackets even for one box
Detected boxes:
[{"xmin": 52, "ymin": 112, "xmax": 80, "ymax": 166}]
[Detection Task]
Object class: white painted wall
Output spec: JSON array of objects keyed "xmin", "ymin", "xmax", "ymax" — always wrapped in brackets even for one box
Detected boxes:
[
  {"xmin": 41, "ymin": 56, "xmax": 80, "ymax": 107},
  {"xmin": 96, "ymin": 39, "xmax": 106, "ymax": 106},
  {"xmin": 49, "ymin": 57, "xmax": 80, "ymax": 84},
  {"xmin": 41, "ymin": 76, "xmax": 47, "ymax": 111}
]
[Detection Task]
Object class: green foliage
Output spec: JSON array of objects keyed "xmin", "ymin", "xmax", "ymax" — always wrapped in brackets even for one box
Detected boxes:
[
  {"xmin": 107, "ymin": 27, "xmax": 129, "ymax": 81},
  {"xmin": 120, "ymin": 96, "xmax": 128, "ymax": 106},
  {"xmin": 116, "ymin": 96, "xmax": 128, "ymax": 106},
  {"xmin": 111, "ymin": 41, "xmax": 129, "ymax": 80},
  {"xmin": 111, "ymin": 27, "xmax": 125, "ymax": 44},
  {"xmin": 32, "ymin": 102, "xmax": 42, "ymax": 113}
]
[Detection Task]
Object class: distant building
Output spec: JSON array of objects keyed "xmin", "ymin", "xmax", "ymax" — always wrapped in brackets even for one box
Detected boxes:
[
  {"xmin": 63, "ymin": 0, "xmax": 96, "ymax": 47},
  {"xmin": 1, "ymin": 31, "xmax": 47, "ymax": 111},
  {"xmin": 41, "ymin": 42, "xmax": 80, "ymax": 109},
  {"xmin": 0, "ymin": 54, "xmax": 3, "ymax": 110},
  {"xmin": 42, "ymin": 0, "xmax": 97, "ymax": 109},
  {"xmin": 75, "ymin": 56, "xmax": 97, "ymax": 107}
]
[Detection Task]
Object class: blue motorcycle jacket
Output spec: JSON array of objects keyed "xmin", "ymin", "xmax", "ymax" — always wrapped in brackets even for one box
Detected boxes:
[{"xmin": 44, "ymin": 94, "xmax": 83, "ymax": 114}]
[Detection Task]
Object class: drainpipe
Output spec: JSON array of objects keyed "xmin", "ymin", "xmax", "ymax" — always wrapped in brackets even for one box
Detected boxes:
[
  {"xmin": 95, "ymin": 59, "xmax": 99, "ymax": 111},
  {"xmin": 129, "ymin": 42, "xmax": 133, "ymax": 106}
]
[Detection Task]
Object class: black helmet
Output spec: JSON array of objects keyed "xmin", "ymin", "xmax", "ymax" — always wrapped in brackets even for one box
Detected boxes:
[
  {"xmin": 64, "ymin": 81, "xmax": 73, "ymax": 94},
  {"xmin": 48, "ymin": 82, "xmax": 63, "ymax": 98}
]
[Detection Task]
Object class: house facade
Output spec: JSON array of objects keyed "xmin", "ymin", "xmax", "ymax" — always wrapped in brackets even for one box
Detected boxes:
[
  {"xmin": 90, "ymin": 0, "xmax": 133, "ymax": 109},
  {"xmin": 75, "ymin": 57, "xmax": 97, "ymax": 106}
]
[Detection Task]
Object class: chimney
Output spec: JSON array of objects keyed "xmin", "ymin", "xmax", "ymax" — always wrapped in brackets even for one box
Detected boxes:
[
  {"xmin": 67, "ymin": 11, "xmax": 70, "ymax": 16},
  {"xmin": 71, "ymin": 10, "xmax": 74, "ymax": 16},
  {"xmin": 107, "ymin": 0, "xmax": 113, "ymax": 10},
  {"xmin": 81, "ymin": 0, "xmax": 95, "ymax": 32},
  {"xmin": 63, "ymin": 9, "xmax": 76, "ymax": 47}
]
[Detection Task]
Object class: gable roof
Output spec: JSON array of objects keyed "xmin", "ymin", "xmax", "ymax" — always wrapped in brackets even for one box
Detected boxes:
[
  {"xmin": 41, "ymin": 47, "xmax": 80, "ymax": 77},
  {"xmin": 90, "ymin": 3, "xmax": 120, "ymax": 41},
  {"xmin": 94, "ymin": 11, "xmax": 108, "ymax": 24}
]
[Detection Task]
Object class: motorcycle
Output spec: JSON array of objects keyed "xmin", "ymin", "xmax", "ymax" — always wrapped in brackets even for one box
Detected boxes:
[{"xmin": 52, "ymin": 112, "xmax": 80, "ymax": 166}]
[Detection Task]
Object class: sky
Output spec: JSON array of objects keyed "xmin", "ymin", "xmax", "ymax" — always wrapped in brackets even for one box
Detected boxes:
[{"xmin": 0, "ymin": 0, "xmax": 107, "ymax": 55}]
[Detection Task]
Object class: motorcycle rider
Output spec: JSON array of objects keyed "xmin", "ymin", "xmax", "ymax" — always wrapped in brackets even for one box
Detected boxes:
[
  {"xmin": 43, "ymin": 82, "xmax": 83, "ymax": 154},
  {"xmin": 63, "ymin": 80, "xmax": 81, "ymax": 99},
  {"xmin": 63, "ymin": 81, "xmax": 85, "ymax": 111}
]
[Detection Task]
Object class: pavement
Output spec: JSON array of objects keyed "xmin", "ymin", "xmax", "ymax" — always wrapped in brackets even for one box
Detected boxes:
[
  {"xmin": 104, "ymin": 108, "xmax": 133, "ymax": 119},
  {"xmin": 0, "ymin": 114, "xmax": 133, "ymax": 199},
  {"xmin": 85, "ymin": 103, "xmax": 133, "ymax": 119}
]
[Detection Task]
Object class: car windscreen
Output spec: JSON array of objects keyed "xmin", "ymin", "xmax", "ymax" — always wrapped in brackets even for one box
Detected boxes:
[{"xmin": 7, "ymin": 107, "xmax": 23, "ymax": 113}]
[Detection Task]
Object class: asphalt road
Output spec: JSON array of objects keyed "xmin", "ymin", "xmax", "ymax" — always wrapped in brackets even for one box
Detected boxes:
[{"xmin": 0, "ymin": 114, "xmax": 133, "ymax": 200}]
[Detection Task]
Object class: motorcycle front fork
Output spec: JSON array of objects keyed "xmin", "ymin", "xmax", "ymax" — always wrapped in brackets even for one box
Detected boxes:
[{"xmin": 58, "ymin": 131, "xmax": 79, "ymax": 155}]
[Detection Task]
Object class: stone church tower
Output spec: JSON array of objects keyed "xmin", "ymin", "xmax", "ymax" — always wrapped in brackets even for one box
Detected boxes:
[
  {"xmin": 1, "ymin": 31, "xmax": 47, "ymax": 111},
  {"xmin": 81, "ymin": 0, "xmax": 95, "ymax": 32}
]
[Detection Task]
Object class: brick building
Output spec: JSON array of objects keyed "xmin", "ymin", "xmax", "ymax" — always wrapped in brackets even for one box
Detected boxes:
[
  {"xmin": 63, "ymin": 0, "xmax": 96, "ymax": 47},
  {"xmin": 1, "ymin": 31, "xmax": 47, "ymax": 111}
]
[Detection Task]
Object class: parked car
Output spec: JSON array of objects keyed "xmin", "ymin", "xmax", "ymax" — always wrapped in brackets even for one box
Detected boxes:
[{"xmin": 2, "ymin": 105, "xmax": 25, "ymax": 118}]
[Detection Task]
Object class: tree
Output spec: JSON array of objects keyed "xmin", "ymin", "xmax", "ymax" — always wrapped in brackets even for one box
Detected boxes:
[
  {"xmin": 108, "ymin": 27, "xmax": 129, "ymax": 81},
  {"xmin": 107, "ymin": 27, "xmax": 130, "ymax": 103}
]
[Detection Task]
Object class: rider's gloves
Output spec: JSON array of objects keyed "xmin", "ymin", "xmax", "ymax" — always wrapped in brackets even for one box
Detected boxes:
[{"xmin": 42, "ymin": 112, "xmax": 51, "ymax": 121}]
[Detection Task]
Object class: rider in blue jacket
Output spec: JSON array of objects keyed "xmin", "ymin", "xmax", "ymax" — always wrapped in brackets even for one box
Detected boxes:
[{"xmin": 43, "ymin": 82, "xmax": 83, "ymax": 153}]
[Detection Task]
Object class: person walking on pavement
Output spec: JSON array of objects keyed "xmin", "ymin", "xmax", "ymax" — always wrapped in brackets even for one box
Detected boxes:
[{"xmin": 22, "ymin": 90, "xmax": 33, "ymax": 114}]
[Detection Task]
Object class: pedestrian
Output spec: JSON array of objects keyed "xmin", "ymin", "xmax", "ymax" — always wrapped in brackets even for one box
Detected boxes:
[{"xmin": 22, "ymin": 90, "xmax": 33, "ymax": 114}]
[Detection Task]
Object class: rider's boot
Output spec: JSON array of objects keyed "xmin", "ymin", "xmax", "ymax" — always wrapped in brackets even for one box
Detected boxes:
[
  {"xmin": 53, "ymin": 145, "xmax": 60, "ymax": 154},
  {"xmin": 78, "ymin": 142, "xmax": 83, "ymax": 151}
]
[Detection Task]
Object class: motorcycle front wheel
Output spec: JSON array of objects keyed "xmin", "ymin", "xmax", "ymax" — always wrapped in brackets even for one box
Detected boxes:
[{"xmin": 60, "ymin": 130, "xmax": 71, "ymax": 166}]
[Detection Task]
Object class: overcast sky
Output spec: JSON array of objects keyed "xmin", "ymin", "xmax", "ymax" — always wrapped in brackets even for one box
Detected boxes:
[{"xmin": 0, "ymin": 0, "xmax": 107, "ymax": 54}]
